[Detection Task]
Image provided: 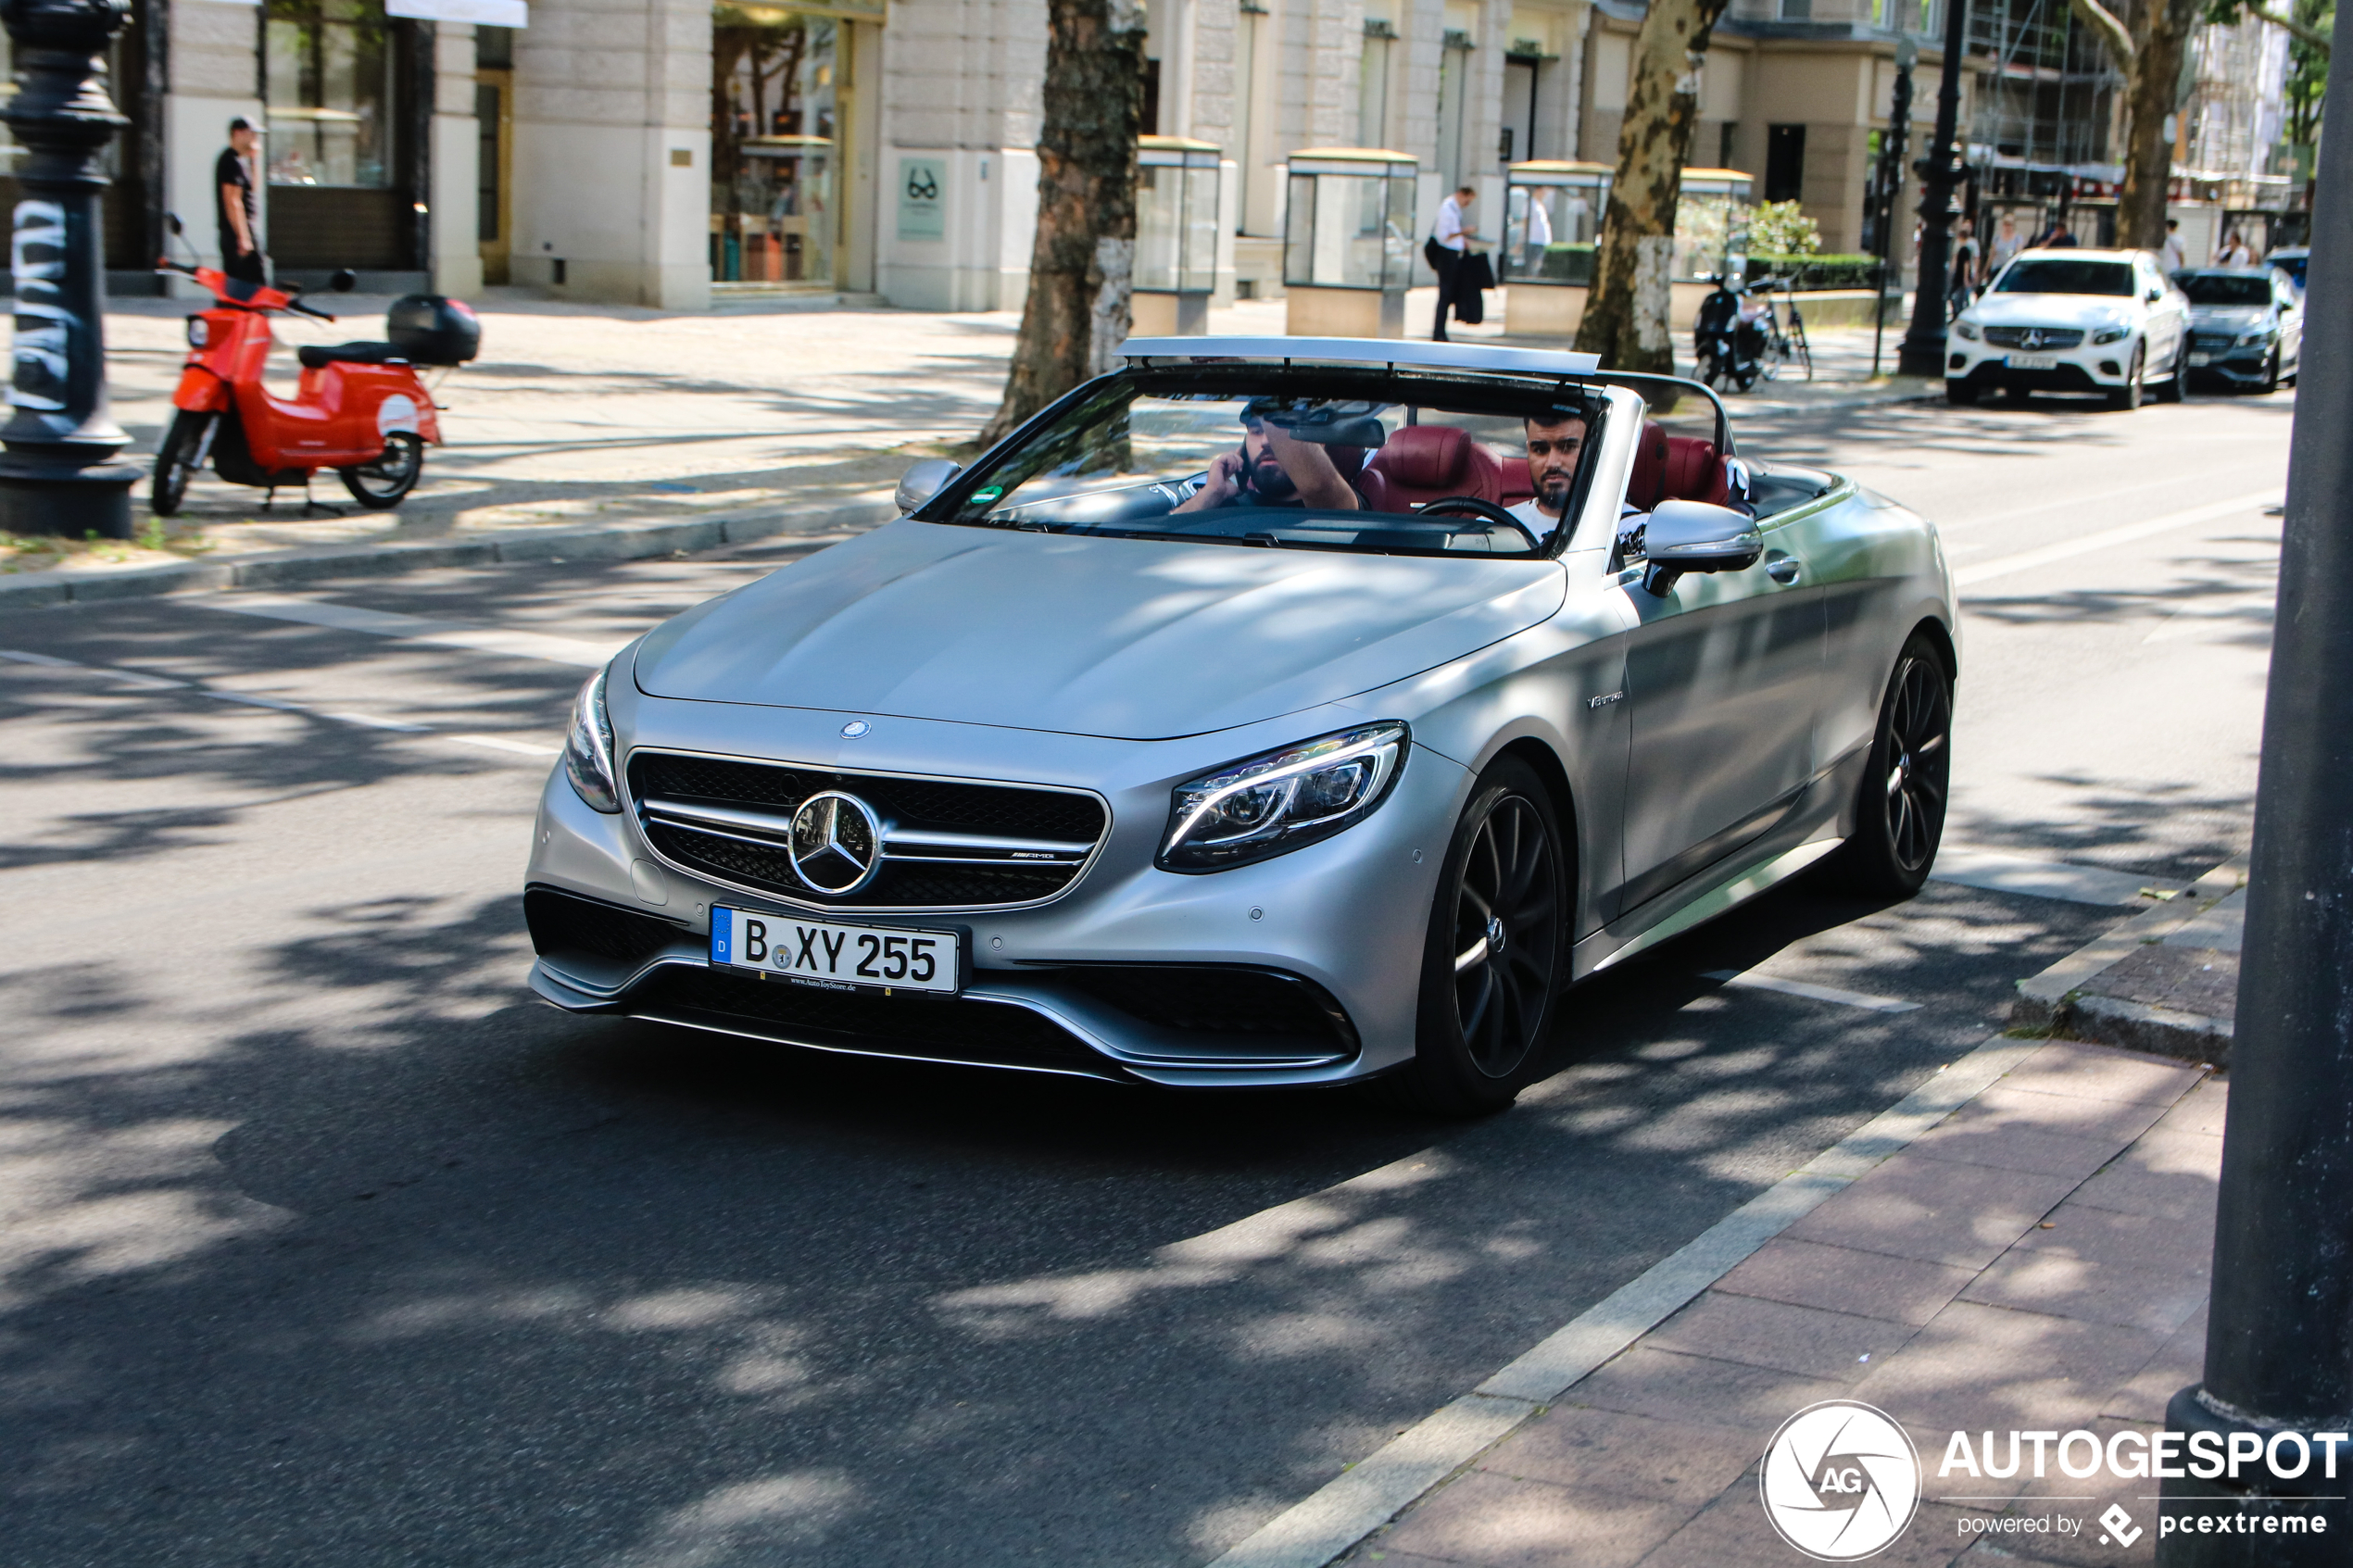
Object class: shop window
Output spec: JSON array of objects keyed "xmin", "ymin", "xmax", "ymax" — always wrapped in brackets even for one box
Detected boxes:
[
  {"xmin": 265, "ymin": 0, "xmax": 397, "ymax": 188},
  {"xmin": 712, "ymin": 6, "xmax": 842, "ymax": 287}
]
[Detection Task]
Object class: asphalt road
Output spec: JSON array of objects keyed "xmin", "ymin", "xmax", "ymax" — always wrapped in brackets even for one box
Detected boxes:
[{"xmin": 0, "ymin": 384, "xmax": 2286, "ymax": 1567}]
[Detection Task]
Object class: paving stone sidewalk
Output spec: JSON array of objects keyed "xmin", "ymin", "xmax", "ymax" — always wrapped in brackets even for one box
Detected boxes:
[{"xmin": 1343, "ymin": 1042, "xmax": 2221, "ymax": 1567}]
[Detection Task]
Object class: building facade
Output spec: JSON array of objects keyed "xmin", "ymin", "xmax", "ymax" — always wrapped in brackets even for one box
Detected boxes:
[{"xmin": 8, "ymin": 0, "xmax": 2294, "ymax": 315}]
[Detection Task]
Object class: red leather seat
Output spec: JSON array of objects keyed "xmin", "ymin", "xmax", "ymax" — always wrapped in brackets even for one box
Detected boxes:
[
  {"xmin": 1358, "ymin": 425, "xmax": 1504, "ymax": 513},
  {"xmin": 1626, "ymin": 420, "xmax": 1731, "ymax": 509}
]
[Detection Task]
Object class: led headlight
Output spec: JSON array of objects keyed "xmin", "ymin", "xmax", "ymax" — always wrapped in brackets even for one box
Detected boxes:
[
  {"xmin": 1952, "ymin": 319, "xmax": 1981, "ymax": 340},
  {"xmin": 185, "ymin": 315, "xmax": 208, "ymax": 347},
  {"xmin": 1159, "ymin": 721, "xmax": 1408, "ymax": 872},
  {"xmin": 2091, "ymin": 326, "xmax": 2130, "ymax": 345},
  {"xmin": 2236, "ymin": 328, "xmax": 2270, "ymax": 346},
  {"xmin": 562, "ymin": 661, "xmax": 622, "ymax": 812}
]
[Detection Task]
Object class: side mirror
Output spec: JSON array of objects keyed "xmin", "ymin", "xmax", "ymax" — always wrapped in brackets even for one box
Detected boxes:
[
  {"xmin": 895, "ymin": 457, "xmax": 963, "ymax": 514},
  {"xmin": 330, "ymin": 268, "xmax": 358, "ymax": 293},
  {"xmin": 166, "ymin": 211, "xmax": 183, "ymax": 237},
  {"xmin": 1640, "ymin": 500, "xmax": 1764, "ymax": 596},
  {"xmin": 2145, "ymin": 288, "xmax": 2163, "ymax": 303}
]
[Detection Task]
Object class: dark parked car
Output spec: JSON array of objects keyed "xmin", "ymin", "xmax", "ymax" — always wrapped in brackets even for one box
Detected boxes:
[{"xmin": 2172, "ymin": 267, "xmax": 2303, "ymax": 393}]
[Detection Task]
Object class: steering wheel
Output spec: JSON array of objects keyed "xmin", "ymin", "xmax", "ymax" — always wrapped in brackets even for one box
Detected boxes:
[{"xmin": 1417, "ymin": 495, "xmax": 1541, "ymax": 546}]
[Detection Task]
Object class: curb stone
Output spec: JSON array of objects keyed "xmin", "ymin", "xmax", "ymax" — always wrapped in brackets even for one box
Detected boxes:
[
  {"xmin": 0, "ymin": 495, "xmax": 898, "ymax": 612},
  {"xmin": 2010, "ymin": 855, "xmax": 2246, "ymax": 1068}
]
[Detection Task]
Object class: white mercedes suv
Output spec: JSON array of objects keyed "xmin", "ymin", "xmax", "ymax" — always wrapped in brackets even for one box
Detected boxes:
[{"xmin": 1946, "ymin": 247, "xmax": 2191, "ymax": 410}]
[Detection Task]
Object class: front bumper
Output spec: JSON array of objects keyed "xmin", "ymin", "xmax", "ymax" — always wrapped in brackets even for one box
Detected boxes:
[
  {"xmin": 1945, "ymin": 335, "xmax": 2135, "ymax": 394},
  {"xmin": 522, "ymin": 698, "xmax": 1469, "ymax": 1087},
  {"xmin": 2183, "ymin": 335, "xmax": 2275, "ymax": 383}
]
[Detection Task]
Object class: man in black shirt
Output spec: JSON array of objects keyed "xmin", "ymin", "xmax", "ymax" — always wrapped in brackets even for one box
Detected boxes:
[{"xmin": 216, "ymin": 117, "xmax": 264, "ymax": 284}]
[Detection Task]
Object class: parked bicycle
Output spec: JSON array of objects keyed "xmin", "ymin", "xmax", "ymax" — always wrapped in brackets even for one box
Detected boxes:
[{"xmin": 1748, "ymin": 276, "xmax": 1814, "ymax": 383}]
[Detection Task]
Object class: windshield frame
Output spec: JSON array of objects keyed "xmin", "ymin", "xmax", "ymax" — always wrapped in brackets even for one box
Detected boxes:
[{"xmin": 914, "ymin": 365, "xmax": 1637, "ymax": 561}]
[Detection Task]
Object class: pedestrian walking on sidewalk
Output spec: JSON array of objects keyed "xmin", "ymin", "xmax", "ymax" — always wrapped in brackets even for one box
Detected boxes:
[
  {"xmin": 217, "ymin": 116, "xmax": 265, "ymax": 285},
  {"xmin": 1425, "ymin": 185, "xmax": 1479, "ymax": 342}
]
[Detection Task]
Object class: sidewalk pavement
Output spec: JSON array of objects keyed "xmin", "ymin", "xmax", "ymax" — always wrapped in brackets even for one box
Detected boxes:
[
  {"xmin": 2012, "ymin": 859, "xmax": 2246, "ymax": 1069},
  {"xmin": 1339, "ymin": 1040, "xmax": 2219, "ymax": 1568},
  {"xmin": 0, "ymin": 290, "xmax": 1937, "ymax": 608}
]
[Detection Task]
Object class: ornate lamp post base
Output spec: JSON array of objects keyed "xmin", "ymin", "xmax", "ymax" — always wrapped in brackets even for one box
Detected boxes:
[{"xmin": 2, "ymin": 0, "xmax": 140, "ymax": 539}]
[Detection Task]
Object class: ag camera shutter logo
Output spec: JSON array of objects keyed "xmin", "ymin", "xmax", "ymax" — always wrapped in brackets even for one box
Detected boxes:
[{"xmin": 1759, "ymin": 1400, "xmax": 1922, "ymax": 1560}]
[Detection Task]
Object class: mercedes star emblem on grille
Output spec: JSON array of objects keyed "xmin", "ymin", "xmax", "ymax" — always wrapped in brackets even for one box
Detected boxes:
[
  {"xmin": 788, "ymin": 791, "xmax": 885, "ymax": 894},
  {"xmin": 2021, "ymin": 330, "xmax": 2045, "ymax": 349}
]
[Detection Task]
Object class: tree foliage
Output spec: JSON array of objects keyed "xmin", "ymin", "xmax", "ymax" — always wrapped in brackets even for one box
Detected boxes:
[{"xmin": 1743, "ymin": 200, "xmax": 1823, "ymax": 258}]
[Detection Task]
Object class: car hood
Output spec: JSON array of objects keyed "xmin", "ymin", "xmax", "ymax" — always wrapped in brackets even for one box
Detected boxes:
[
  {"xmin": 2187, "ymin": 306, "xmax": 2267, "ymax": 330},
  {"xmin": 633, "ymin": 521, "xmax": 1567, "ymax": 741},
  {"xmin": 1969, "ymin": 294, "xmax": 2137, "ymax": 330}
]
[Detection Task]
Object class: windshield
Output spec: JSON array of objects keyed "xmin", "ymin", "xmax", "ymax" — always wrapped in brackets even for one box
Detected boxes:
[
  {"xmin": 927, "ymin": 370, "xmax": 1605, "ymax": 558},
  {"xmin": 1994, "ymin": 259, "xmax": 2134, "ymax": 296},
  {"xmin": 2177, "ymin": 274, "xmax": 2273, "ymax": 307}
]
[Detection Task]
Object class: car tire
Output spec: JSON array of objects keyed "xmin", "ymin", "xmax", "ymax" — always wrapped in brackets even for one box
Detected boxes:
[
  {"xmin": 1945, "ymin": 379, "xmax": 1978, "ymax": 406},
  {"xmin": 2258, "ymin": 348, "xmax": 2280, "ymax": 395},
  {"xmin": 1822, "ymin": 633, "xmax": 1953, "ymax": 900},
  {"xmin": 1369, "ymin": 755, "xmax": 1567, "ymax": 1118},
  {"xmin": 2155, "ymin": 342, "xmax": 2187, "ymax": 403},
  {"xmin": 2107, "ymin": 345, "xmax": 2145, "ymax": 411}
]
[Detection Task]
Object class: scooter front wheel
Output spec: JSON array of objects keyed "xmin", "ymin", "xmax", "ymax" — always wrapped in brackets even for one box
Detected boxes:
[
  {"xmin": 339, "ymin": 432, "xmax": 424, "ymax": 510},
  {"xmin": 151, "ymin": 409, "xmax": 215, "ymax": 517}
]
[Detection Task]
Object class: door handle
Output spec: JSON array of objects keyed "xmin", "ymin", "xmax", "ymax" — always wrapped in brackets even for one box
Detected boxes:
[{"xmin": 1766, "ymin": 556, "xmax": 1802, "ymax": 584}]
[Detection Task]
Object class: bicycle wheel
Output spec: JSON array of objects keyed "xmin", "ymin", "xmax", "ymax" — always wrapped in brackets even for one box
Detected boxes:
[
  {"xmin": 1790, "ymin": 314, "xmax": 1813, "ymax": 380},
  {"xmin": 1759, "ymin": 332, "xmax": 1787, "ymax": 382}
]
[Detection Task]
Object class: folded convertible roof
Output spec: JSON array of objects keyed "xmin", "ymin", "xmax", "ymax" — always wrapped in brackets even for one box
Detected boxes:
[{"xmin": 1118, "ymin": 335, "xmax": 1604, "ymax": 377}]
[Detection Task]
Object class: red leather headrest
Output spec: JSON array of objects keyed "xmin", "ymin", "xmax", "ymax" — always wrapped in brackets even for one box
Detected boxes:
[
  {"xmin": 1376, "ymin": 425, "xmax": 1471, "ymax": 487},
  {"xmin": 1626, "ymin": 420, "xmax": 1670, "ymax": 510},
  {"xmin": 1661, "ymin": 436, "xmax": 1725, "ymax": 506}
]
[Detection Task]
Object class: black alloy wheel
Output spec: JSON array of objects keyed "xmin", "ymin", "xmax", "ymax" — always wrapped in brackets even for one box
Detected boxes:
[
  {"xmin": 150, "ymin": 408, "xmax": 215, "ymax": 517},
  {"xmin": 2155, "ymin": 342, "xmax": 2187, "ymax": 403},
  {"xmin": 1374, "ymin": 755, "xmax": 1567, "ymax": 1117},
  {"xmin": 2108, "ymin": 344, "xmax": 2145, "ymax": 411},
  {"xmin": 1945, "ymin": 378, "xmax": 1979, "ymax": 407},
  {"xmin": 1825, "ymin": 633, "xmax": 1954, "ymax": 897},
  {"xmin": 2258, "ymin": 347, "xmax": 2281, "ymax": 395},
  {"xmin": 340, "ymin": 431, "xmax": 425, "ymax": 509}
]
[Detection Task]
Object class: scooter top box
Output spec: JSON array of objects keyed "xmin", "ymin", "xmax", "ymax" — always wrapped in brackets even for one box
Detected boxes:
[{"xmin": 387, "ymin": 295, "xmax": 482, "ymax": 366}]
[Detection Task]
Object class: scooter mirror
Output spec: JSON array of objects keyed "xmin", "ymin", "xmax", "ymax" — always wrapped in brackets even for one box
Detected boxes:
[
  {"xmin": 329, "ymin": 269, "xmax": 358, "ymax": 293},
  {"xmin": 166, "ymin": 212, "xmax": 183, "ymax": 237}
]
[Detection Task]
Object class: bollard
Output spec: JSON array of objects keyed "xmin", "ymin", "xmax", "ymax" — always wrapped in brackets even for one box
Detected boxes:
[{"xmin": 0, "ymin": 0, "xmax": 141, "ymax": 538}]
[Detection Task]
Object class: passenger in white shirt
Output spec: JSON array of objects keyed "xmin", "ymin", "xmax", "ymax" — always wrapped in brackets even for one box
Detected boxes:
[{"xmin": 1506, "ymin": 412, "xmax": 1587, "ymax": 540}]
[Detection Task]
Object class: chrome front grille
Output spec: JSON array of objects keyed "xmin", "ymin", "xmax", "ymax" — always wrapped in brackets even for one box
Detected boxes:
[
  {"xmin": 1984, "ymin": 326, "xmax": 2084, "ymax": 349},
  {"xmin": 627, "ymin": 749, "xmax": 1108, "ymax": 910}
]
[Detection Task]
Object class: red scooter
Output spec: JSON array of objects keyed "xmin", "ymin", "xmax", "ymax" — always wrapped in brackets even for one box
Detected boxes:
[{"xmin": 151, "ymin": 234, "xmax": 478, "ymax": 515}]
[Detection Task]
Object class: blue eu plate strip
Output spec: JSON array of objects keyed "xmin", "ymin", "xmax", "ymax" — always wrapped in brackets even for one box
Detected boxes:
[{"xmin": 711, "ymin": 909, "xmax": 733, "ymax": 965}]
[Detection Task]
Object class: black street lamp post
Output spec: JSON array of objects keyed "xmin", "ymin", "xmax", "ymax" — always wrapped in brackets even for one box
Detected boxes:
[
  {"xmin": 2154, "ymin": 24, "xmax": 2353, "ymax": 1566},
  {"xmin": 1895, "ymin": 0, "xmax": 1968, "ymax": 378},
  {"xmin": 1871, "ymin": 36, "xmax": 1914, "ymax": 379},
  {"xmin": 0, "ymin": 0, "xmax": 140, "ymax": 539}
]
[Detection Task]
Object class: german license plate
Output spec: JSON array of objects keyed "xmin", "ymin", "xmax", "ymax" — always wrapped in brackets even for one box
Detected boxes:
[
  {"xmin": 2188, "ymin": 352, "xmax": 2212, "ymax": 366},
  {"xmin": 2005, "ymin": 352, "xmax": 2058, "ymax": 370},
  {"xmin": 711, "ymin": 908, "xmax": 959, "ymax": 995}
]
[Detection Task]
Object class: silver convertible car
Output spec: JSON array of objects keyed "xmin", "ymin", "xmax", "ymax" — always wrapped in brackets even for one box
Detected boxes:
[{"xmin": 525, "ymin": 338, "xmax": 1957, "ymax": 1114}]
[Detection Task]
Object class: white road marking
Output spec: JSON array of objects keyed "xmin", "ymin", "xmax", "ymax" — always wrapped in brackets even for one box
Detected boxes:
[
  {"xmin": 1, "ymin": 647, "xmax": 190, "ymax": 688},
  {"xmin": 1700, "ymin": 969, "xmax": 1921, "ymax": 1013},
  {"xmin": 321, "ymin": 711, "xmax": 434, "ymax": 733},
  {"xmin": 195, "ymin": 592, "xmax": 627, "ymax": 669},
  {"xmin": 450, "ymin": 733, "xmax": 560, "ymax": 756},
  {"xmin": 1954, "ymin": 489, "xmax": 2280, "ymax": 589},
  {"xmin": 1204, "ymin": 1035, "xmax": 2044, "ymax": 1568},
  {"xmin": 1930, "ymin": 845, "xmax": 2179, "ymax": 906}
]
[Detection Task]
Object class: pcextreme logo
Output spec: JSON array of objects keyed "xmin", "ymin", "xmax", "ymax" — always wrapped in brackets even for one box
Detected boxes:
[{"xmin": 1759, "ymin": 1400, "xmax": 1923, "ymax": 1561}]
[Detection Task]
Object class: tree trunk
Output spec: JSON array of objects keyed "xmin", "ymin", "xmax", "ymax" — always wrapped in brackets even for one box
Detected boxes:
[
  {"xmin": 975, "ymin": 0, "xmax": 1146, "ymax": 448},
  {"xmin": 2116, "ymin": 0, "xmax": 2198, "ymax": 247},
  {"xmin": 1573, "ymin": 0, "xmax": 1730, "ymax": 373}
]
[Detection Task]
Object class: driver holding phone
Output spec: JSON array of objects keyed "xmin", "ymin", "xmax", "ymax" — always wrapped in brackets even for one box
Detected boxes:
[{"xmin": 1172, "ymin": 405, "xmax": 1364, "ymax": 512}]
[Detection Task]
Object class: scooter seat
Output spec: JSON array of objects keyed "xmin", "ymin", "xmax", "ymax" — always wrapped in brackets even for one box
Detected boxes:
[{"xmin": 296, "ymin": 341, "xmax": 408, "ymax": 370}]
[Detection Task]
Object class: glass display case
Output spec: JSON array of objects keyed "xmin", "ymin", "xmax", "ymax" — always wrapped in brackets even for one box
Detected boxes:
[
  {"xmin": 1134, "ymin": 136, "xmax": 1221, "ymax": 335},
  {"xmin": 1502, "ymin": 161, "xmax": 1610, "ymax": 286},
  {"xmin": 1281, "ymin": 147, "xmax": 1416, "ymax": 338},
  {"xmin": 1671, "ymin": 167, "xmax": 1755, "ymax": 282}
]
